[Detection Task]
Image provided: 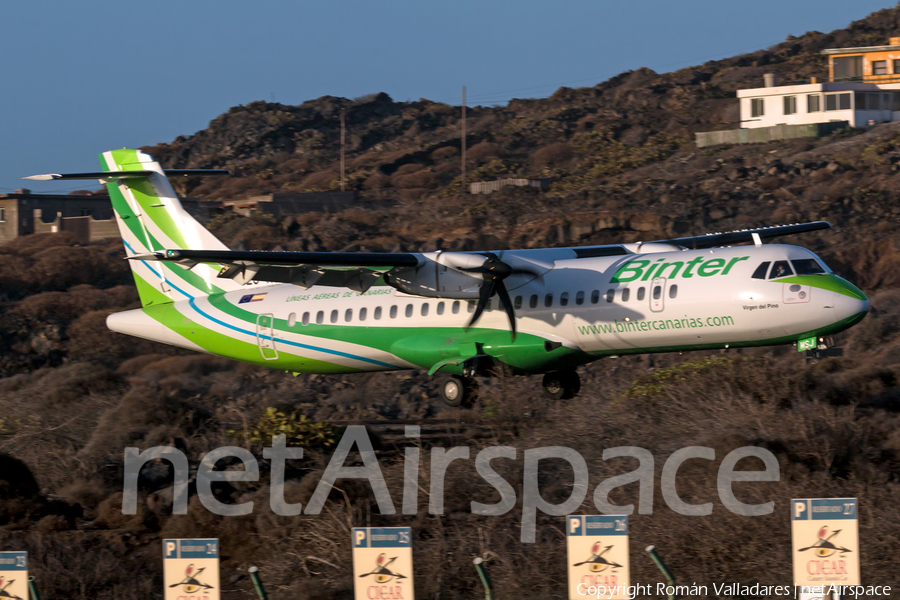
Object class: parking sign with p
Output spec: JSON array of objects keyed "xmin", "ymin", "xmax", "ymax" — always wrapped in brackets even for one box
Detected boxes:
[{"xmin": 0, "ymin": 552, "xmax": 27, "ymax": 600}]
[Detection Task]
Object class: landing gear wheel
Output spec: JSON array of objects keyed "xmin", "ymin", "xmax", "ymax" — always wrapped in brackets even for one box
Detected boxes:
[
  {"xmin": 439, "ymin": 375, "xmax": 476, "ymax": 407},
  {"xmin": 542, "ymin": 370, "xmax": 581, "ymax": 400}
]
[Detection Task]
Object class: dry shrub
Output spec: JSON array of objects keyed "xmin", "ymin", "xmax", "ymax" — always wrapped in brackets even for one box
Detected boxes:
[
  {"xmin": 362, "ymin": 172, "xmax": 391, "ymax": 189},
  {"xmin": 431, "ymin": 146, "xmax": 459, "ymax": 160},
  {"xmin": 277, "ymin": 157, "xmax": 313, "ymax": 173},
  {"xmin": 1, "ymin": 232, "xmax": 82, "ymax": 256},
  {"xmin": 78, "ymin": 386, "xmax": 201, "ymax": 462},
  {"xmin": 335, "ymin": 208, "xmax": 381, "ymax": 228},
  {"xmin": 131, "ymin": 355, "xmax": 235, "ymax": 381},
  {"xmin": 394, "ymin": 163, "xmax": 423, "ymax": 175},
  {"xmin": 230, "ymin": 224, "xmax": 288, "ymax": 250},
  {"xmin": 393, "ymin": 170, "xmax": 438, "ymax": 190},
  {"xmin": 12, "ymin": 285, "xmax": 137, "ymax": 322},
  {"xmin": 467, "ymin": 141, "xmax": 502, "ymax": 161},
  {"xmin": 93, "ymin": 492, "xmax": 149, "ymax": 531},
  {"xmin": 59, "ymin": 479, "xmax": 110, "ymax": 514},
  {"xmin": 532, "ymin": 142, "xmax": 574, "ymax": 167},
  {"xmin": 829, "ymin": 239, "xmax": 900, "ymax": 289},
  {"xmin": 300, "ymin": 170, "xmax": 339, "ymax": 191},
  {"xmin": 67, "ymin": 310, "xmax": 165, "ymax": 362}
]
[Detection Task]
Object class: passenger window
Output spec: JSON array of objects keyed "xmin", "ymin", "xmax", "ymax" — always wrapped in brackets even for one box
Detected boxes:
[
  {"xmin": 530, "ymin": 295, "xmax": 538, "ymax": 308},
  {"xmin": 575, "ymin": 291, "xmax": 584, "ymax": 305},
  {"xmin": 437, "ymin": 301, "xmax": 445, "ymax": 315},
  {"xmin": 452, "ymin": 301, "xmax": 460, "ymax": 314},
  {"xmin": 621, "ymin": 288, "xmax": 630, "ymax": 302},
  {"xmin": 421, "ymin": 303, "xmax": 429, "ymax": 317},
  {"xmin": 359, "ymin": 307, "xmax": 367, "ymax": 321},
  {"xmin": 637, "ymin": 287, "xmax": 646, "ymax": 301},
  {"xmin": 405, "ymin": 304, "xmax": 413, "ymax": 317},
  {"xmin": 288, "ymin": 313, "xmax": 296, "ymax": 327},
  {"xmin": 606, "ymin": 289, "xmax": 614, "ymax": 303},
  {"xmin": 751, "ymin": 261, "xmax": 770, "ymax": 279},
  {"xmin": 302, "ymin": 311, "xmax": 310, "ymax": 326},
  {"xmin": 669, "ymin": 284, "xmax": 678, "ymax": 299},
  {"xmin": 769, "ymin": 260, "xmax": 794, "ymax": 279},
  {"xmin": 560, "ymin": 292, "xmax": 569, "ymax": 307},
  {"xmin": 374, "ymin": 307, "xmax": 382, "ymax": 320},
  {"xmin": 545, "ymin": 293, "xmax": 553, "ymax": 307},
  {"xmin": 791, "ymin": 259, "xmax": 826, "ymax": 275},
  {"xmin": 514, "ymin": 296, "xmax": 522, "ymax": 309},
  {"xmin": 653, "ymin": 285, "xmax": 661, "ymax": 300},
  {"xmin": 316, "ymin": 311, "xmax": 324, "ymax": 324},
  {"xmin": 468, "ymin": 301, "xmax": 475, "ymax": 313},
  {"xmin": 591, "ymin": 290, "xmax": 600, "ymax": 304},
  {"xmin": 331, "ymin": 310, "xmax": 339, "ymax": 323},
  {"xmin": 390, "ymin": 305, "xmax": 398, "ymax": 319},
  {"xmin": 345, "ymin": 309, "xmax": 353, "ymax": 322}
]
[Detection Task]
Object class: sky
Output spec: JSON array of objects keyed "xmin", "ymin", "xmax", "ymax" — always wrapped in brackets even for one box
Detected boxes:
[{"xmin": 0, "ymin": 0, "xmax": 893, "ymax": 193}]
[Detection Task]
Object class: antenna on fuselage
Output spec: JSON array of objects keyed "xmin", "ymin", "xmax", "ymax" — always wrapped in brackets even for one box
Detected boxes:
[{"xmin": 752, "ymin": 232, "xmax": 762, "ymax": 247}]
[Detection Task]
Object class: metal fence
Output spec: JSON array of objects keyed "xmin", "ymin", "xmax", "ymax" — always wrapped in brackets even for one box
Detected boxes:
[
  {"xmin": 469, "ymin": 177, "xmax": 552, "ymax": 194},
  {"xmin": 694, "ymin": 121, "xmax": 850, "ymax": 148}
]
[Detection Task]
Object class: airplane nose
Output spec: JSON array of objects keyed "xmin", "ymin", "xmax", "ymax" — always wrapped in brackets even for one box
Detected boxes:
[{"xmin": 833, "ymin": 289, "xmax": 869, "ymax": 321}]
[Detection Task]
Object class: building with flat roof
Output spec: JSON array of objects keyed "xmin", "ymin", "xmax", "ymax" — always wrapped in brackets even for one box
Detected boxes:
[
  {"xmin": 737, "ymin": 78, "xmax": 900, "ymax": 129},
  {"xmin": 0, "ymin": 190, "xmax": 220, "ymax": 244},
  {"xmin": 697, "ymin": 36, "xmax": 900, "ymax": 146},
  {"xmin": 824, "ymin": 36, "xmax": 900, "ymax": 83}
]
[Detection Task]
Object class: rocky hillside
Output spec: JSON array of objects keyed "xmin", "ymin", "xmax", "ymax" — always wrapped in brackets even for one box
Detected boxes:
[{"xmin": 1, "ymin": 5, "xmax": 900, "ymax": 599}]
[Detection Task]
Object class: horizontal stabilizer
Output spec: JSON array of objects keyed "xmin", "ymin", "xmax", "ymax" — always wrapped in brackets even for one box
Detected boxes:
[{"xmin": 24, "ymin": 169, "xmax": 230, "ymax": 181}]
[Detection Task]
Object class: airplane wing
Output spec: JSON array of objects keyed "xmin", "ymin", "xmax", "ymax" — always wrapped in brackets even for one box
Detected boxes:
[
  {"xmin": 134, "ymin": 221, "xmax": 831, "ymax": 291},
  {"xmin": 132, "ymin": 249, "xmax": 423, "ymax": 292},
  {"xmin": 133, "ymin": 220, "xmax": 830, "ymax": 337}
]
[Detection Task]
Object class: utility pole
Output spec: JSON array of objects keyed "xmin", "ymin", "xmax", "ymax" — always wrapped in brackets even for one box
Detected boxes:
[
  {"xmin": 461, "ymin": 85, "xmax": 466, "ymax": 194},
  {"xmin": 340, "ymin": 108, "xmax": 346, "ymax": 192}
]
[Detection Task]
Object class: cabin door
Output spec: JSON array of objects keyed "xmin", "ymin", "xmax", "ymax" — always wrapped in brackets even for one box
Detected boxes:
[
  {"xmin": 256, "ymin": 314, "xmax": 279, "ymax": 360},
  {"xmin": 650, "ymin": 277, "xmax": 666, "ymax": 313}
]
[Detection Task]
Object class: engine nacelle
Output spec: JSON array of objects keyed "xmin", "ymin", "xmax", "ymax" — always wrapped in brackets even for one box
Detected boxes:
[
  {"xmin": 383, "ymin": 252, "xmax": 547, "ymax": 299},
  {"xmin": 384, "ymin": 263, "xmax": 484, "ymax": 299}
]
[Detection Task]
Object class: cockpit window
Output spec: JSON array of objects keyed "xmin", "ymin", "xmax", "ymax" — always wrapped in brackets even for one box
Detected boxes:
[
  {"xmin": 791, "ymin": 259, "xmax": 826, "ymax": 275},
  {"xmin": 769, "ymin": 260, "xmax": 794, "ymax": 279},
  {"xmin": 751, "ymin": 262, "xmax": 770, "ymax": 279}
]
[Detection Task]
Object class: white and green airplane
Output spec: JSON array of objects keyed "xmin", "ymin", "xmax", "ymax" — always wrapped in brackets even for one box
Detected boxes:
[{"xmin": 26, "ymin": 149, "xmax": 868, "ymax": 405}]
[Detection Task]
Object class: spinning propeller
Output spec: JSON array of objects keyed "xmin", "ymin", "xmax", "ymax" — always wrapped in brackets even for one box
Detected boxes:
[{"xmin": 455, "ymin": 252, "xmax": 542, "ymax": 340}]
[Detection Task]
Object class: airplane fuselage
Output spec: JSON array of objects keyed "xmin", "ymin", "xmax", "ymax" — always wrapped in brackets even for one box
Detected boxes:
[{"xmin": 107, "ymin": 244, "xmax": 868, "ymax": 376}]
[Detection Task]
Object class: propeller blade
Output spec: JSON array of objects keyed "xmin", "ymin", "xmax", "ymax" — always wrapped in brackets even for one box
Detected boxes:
[
  {"xmin": 467, "ymin": 279, "xmax": 495, "ymax": 329},
  {"xmin": 495, "ymin": 280, "xmax": 517, "ymax": 340}
]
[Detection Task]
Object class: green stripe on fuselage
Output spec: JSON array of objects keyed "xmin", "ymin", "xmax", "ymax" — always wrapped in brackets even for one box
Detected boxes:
[
  {"xmin": 779, "ymin": 274, "xmax": 867, "ymax": 300},
  {"xmin": 141, "ymin": 301, "xmax": 362, "ymax": 373},
  {"xmin": 203, "ymin": 293, "xmax": 586, "ymax": 373}
]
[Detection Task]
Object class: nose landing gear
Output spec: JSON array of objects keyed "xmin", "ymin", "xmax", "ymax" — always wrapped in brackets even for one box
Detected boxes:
[{"xmin": 542, "ymin": 370, "xmax": 581, "ymax": 400}]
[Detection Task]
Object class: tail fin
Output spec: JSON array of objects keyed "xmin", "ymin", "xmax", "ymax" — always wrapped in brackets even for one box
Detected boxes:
[{"xmin": 98, "ymin": 149, "xmax": 243, "ymax": 306}]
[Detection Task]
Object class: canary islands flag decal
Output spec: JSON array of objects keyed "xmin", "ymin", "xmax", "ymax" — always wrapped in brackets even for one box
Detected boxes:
[{"xmin": 239, "ymin": 293, "xmax": 267, "ymax": 304}]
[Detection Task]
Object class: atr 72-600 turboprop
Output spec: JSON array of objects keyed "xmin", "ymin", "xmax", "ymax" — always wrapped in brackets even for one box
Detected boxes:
[{"xmin": 26, "ymin": 150, "xmax": 869, "ymax": 405}]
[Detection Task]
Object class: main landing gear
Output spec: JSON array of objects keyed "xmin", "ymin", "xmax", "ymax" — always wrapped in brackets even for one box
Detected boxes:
[
  {"xmin": 438, "ymin": 369, "xmax": 581, "ymax": 407},
  {"xmin": 542, "ymin": 370, "xmax": 581, "ymax": 400},
  {"xmin": 438, "ymin": 375, "xmax": 478, "ymax": 407}
]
